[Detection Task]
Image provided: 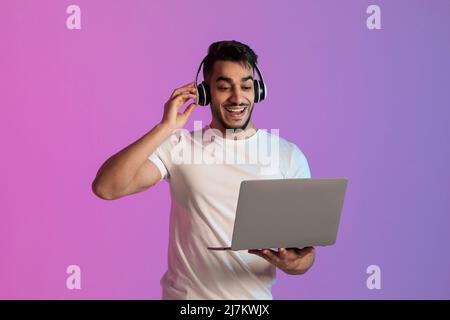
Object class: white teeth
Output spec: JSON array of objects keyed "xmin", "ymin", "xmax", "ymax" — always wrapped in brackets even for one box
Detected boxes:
[{"xmin": 225, "ymin": 107, "xmax": 245, "ymax": 112}]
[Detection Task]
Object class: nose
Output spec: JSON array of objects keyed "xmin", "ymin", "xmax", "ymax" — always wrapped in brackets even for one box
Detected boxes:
[{"xmin": 229, "ymin": 86, "xmax": 244, "ymax": 104}]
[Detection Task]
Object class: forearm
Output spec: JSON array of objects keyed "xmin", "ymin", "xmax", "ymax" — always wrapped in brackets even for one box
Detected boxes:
[{"xmin": 92, "ymin": 123, "xmax": 173, "ymax": 198}]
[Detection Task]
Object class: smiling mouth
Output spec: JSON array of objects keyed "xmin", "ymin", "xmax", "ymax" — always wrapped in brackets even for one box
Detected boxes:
[{"xmin": 224, "ymin": 106, "xmax": 247, "ymax": 118}]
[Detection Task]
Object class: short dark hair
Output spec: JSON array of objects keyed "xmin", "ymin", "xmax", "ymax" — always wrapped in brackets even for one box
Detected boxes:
[{"xmin": 203, "ymin": 40, "xmax": 258, "ymax": 81}]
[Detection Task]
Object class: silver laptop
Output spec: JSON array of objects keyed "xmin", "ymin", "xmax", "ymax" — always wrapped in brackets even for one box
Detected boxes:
[{"xmin": 208, "ymin": 178, "xmax": 348, "ymax": 251}]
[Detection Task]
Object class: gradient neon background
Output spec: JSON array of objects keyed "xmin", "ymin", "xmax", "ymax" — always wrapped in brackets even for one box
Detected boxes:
[{"xmin": 1, "ymin": 0, "xmax": 449, "ymax": 299}]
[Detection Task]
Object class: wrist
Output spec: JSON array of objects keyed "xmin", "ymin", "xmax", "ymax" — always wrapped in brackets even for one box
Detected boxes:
[{"xmin": 157, "ymin": 122, "xmax": 176, "ymax": 134}]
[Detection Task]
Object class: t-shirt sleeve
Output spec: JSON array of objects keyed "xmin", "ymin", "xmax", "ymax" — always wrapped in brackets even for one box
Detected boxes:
[
  {"xmin": 286, "ymin": 144, "xmax": 311, "ymax": 179},
  {"xmin": 148, "ymin": 148, "xmax": 169, "ymax": 181},
  {"xmin": 147, "ymin": 131, "xmax": 181, "ymax": 181}
]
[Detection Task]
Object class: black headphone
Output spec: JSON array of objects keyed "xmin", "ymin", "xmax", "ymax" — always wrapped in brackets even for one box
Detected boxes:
[{"xmin": 194, "ymin": 57, "xmax": 267, "ymax": 106}]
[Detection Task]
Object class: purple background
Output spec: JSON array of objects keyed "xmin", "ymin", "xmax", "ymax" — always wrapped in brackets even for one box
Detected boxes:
[{"xmin": 1, "ymin": 0, "xmax": 449, "ymax": 299}]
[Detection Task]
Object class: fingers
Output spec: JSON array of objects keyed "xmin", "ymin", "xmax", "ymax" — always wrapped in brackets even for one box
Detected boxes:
[
  {"xmin": 262, "ymin": 249, "xmax": 281, "ymax": 265},
  {"xmin": 248, "ymin": 249, "xmax": 281, "ymax": 265},
  {"xmin": 304, "ymin": 246, "xmax": 315, "ymax": 253},
  {"xmin": 172, "ymin": 89, "xmax": 197, "ymax": 101},
  {"xmin": 177, "ymin": 81, "xmax": 195, "ymax": 91},
  {"xmin": 248, "ymin": 248, "xmax": 294, "ymax": 261},
  {"xmin": 182, "ymin": 102, "xmax": 197, "ymax": 118},
  {"xmin": 168, "ymin": 92, "xmax": 197, "ymax": 111},
  {"xmin": 279, "ymin": 247, "xmax": 288, "ymax": 259},
  {"xmin": 295, "ymin": 246, "xmax": 315, "ymax": 256},
  {"xmin": 171, "ymin": 82, "xmax": 196, "ymax": 98},
  {"xmin": 173, "ymin": 92, "xmax": 197, "ymax": 101}
]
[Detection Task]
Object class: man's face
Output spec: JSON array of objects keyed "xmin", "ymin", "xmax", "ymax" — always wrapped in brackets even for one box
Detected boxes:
[{"xmin": 208, "ymin": 60, "xmax": 255, "ymax": 130}]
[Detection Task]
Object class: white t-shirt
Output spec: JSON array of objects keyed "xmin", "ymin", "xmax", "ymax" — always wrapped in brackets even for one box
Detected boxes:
[{"xmin": 148, "ymin": 125, "xmax": 311, "ymax": 299}]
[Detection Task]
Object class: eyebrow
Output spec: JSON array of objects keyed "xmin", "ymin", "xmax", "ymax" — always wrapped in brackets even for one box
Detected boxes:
[{"xmin": 216, "ymin": 76, "xmax": 253, "ymax": 84}]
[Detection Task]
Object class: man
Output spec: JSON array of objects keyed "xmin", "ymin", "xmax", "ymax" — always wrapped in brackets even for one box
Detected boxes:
[{"xmin": 92, "ymin": 40, "xmax": 316, "ymax": 299}]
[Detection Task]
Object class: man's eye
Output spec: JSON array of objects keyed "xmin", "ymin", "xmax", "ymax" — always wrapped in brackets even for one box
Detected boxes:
[
  {"xmin": 219, "ymin": 87, "xmax": 230, "ymax": 91},
  {"xmin": 242, "ymin": 87, "xmax": 252, "ymax": 90}
]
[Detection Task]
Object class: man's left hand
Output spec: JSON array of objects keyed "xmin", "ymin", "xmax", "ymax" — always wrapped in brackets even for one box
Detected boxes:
[{"xmin": 248, "ymin": 247, "xmax": 316, "ymax": 275}]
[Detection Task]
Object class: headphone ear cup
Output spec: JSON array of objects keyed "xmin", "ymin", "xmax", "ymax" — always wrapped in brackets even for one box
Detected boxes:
[
  {"xmin": 253, "ymin": 80, "xmax": 266, "ymax": 103},
  {"xmin": 196, "ymin": 81, "xmax": 211, "ymax": 106}
]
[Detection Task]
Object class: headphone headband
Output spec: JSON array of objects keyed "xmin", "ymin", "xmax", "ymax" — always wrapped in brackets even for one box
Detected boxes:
[{"xmin": 194, "ymin": 56, "xmax": 207, "ymax": 89}]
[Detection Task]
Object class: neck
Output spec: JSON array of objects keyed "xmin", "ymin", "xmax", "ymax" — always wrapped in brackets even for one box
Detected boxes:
[{"xmin": 209, "ymin": 120, "xmax": 257, "ymax": 140}]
